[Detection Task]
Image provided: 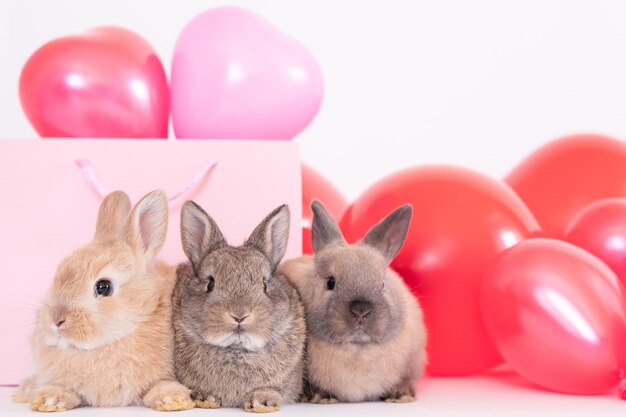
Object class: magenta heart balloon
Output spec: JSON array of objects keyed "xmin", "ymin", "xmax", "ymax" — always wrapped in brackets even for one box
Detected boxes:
[
  {"xmin": 171, "ymin": 7, "xmax": 324, "ymax": 140},
  {"xmin": 20, "ymin": 27, "xmax": 169, "ymax": 138}
]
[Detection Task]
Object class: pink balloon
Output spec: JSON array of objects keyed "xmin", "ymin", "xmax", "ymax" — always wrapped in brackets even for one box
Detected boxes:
[
  {"xmin": 19, "ymin": 27, "xmax": 169, "ymax": 138},
  {"xmin": 565, "ymin": 198, "xmax": 626, "ymax": 285},
  {"xmin": 171, "ymin": 7, "xmax": 324, "ymax": 140},
  {"xmin": 482, "ymin": 238, "xmax": 626, "ymax": 396}
]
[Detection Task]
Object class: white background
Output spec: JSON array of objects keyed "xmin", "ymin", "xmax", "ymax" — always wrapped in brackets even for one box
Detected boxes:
[{"xmin": 2, "ymin": 1, "xmax": 626, "ymax": 200}]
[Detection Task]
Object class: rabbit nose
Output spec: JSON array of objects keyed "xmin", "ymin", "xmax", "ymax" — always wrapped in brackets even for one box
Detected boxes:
[
  {"xmin": 350, "ymin": 300, "xmax": 373, "ymax": 319},
  {"xmin": 230, "ymin": 314, "xmax": 249, "ymax": 324},
  {"xmin": 52, "ymin": 306, "xmax": 68, "ymax": 328}
]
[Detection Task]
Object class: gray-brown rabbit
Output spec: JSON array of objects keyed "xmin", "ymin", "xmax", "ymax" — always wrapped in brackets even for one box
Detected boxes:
[
  {"xmin": 172, "ymin": 202, "xmax": 306, "ymax": 413},
  {"xmin": 279, "ymin": 201, "xmax": 427, "ymax": 403}
]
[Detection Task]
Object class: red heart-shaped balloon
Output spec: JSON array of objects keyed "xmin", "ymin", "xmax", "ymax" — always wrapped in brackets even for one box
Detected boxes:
[
  {"xmin": 19, "ymin": 27, "xmax": 169, "ymax": 138},
  {"xmin": 340, "ymin": 166, "xmax": 540, "ymax": 376}
]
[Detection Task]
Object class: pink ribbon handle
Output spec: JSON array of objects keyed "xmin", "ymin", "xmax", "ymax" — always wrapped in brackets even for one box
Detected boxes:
[{"xmin": 75, "ymin": 158, "xmax": 217, "ymax": 204}]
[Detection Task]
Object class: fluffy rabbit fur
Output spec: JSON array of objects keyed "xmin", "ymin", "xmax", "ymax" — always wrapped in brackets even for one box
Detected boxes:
[
  {"xmin": 278, "ymin": 201, "xmax": 427, "ymax": 403},
  {"xmin": 13, "ymin": 190, "xmax": 194, "ymax": 412},
  {"xmin": 172, "ymin": 202, "xmax": 306, "ymax": 413}
]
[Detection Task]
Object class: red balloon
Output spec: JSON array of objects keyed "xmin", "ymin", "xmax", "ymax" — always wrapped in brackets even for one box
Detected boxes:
[
  {"xmin": 340, "ymin": 166, "xmax": 540, "ymax": 375},
  {"xmin": 302, "ymin": 164, "xmax": 348, "ymax": 254},
  {"xmin": 565, "ymin": 198, "xmax": 626, "ymax": 285},
  {"xmin": 506, "ymin": 134, "xmax": 626, "ymax": 238},
  {"xmin": 481, "ymin": 238, "xmax": 626, "ymax": 395},
  {"xmin": 19, "ymin": 27, "xmax": 169, "ymax": 138}
]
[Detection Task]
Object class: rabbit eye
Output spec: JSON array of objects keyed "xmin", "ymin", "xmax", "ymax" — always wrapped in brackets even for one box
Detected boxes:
[
  {"xmin": 326, "ymin": 276, "xmax": 336, "ymax": 290},
  {"xmin": 263, "ymin": 277, "xmax": 268, "ymax": 293},
  {"xmin": 95, "ymin": 279, "xmax": 113, "ymax": 297},
  {"xmin": 207, "ymin": 276, "xmax": 215, "ymax": 293}
]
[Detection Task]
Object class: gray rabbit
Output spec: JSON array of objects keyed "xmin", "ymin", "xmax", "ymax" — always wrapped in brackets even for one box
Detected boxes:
[
  {"xmin": 172, "ymin": 202, "xmax": 306, "ymax": 413},
  {"xmin": 279, "ymin": 201, "xmax": 427, "ymax": 403}
]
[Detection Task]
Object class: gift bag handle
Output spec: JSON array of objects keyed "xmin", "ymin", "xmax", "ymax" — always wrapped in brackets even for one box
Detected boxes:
[{"xmin": 75, "ymin": 158, "xmax": 217, "ymax": 204}]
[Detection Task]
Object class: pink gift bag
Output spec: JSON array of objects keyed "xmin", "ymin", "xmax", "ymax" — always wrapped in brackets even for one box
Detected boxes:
[{"xmin": 0, "ymin": 139, "xmax": 302, "ymax": 385}]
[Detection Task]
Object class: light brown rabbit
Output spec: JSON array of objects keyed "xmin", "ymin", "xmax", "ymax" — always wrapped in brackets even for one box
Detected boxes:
[
  {"xmin": 278, "ymin": 201, "xmax": 427, "ymax": 403},
  {"xmin": 12, "ymin": 190, "xmax": 194, "ymax": 412}
]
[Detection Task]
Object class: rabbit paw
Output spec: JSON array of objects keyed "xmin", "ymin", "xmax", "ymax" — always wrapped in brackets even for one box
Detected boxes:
[
  {"xmin": 154, "ymin": 394, "xmax": 195, "ymax": 411},
  {"xmin": 12, "ymin": 389, "xmax": 30, "ymax": 404},
  {"xmin": 12, "ymin": 391, "xmax": 29, "ymax": 404},
  {"xmin": 383, "ymin": 394, "xmax": 416, "ymax": 403},
  {"xmin": 13, "ymin": 375, "xmax": 36, "ymax": 403},
  {"xmin": 244, "ymin": 389, "xmax": 281, "ymax": 413},
  {"xmin": 381, "ymin": 382, "xmax": 416, "ymax": 403},
  {"xmin": 30, "ymin": 387, "xmax": 81, "ymax": 412},
  {"xmin": 303, "ymin": 380, "xmax": 337, "ymax": 404},
  {"xmin": 191, "ymin": 392, "xmax": 221, "ymax": 409},
  {"xmin": 144, "ymin": 380, "xmax": 195, "ymax": 411},
  {"xmin": 309, "ymin": 393, "xmax": 339, "ymax": 404}
]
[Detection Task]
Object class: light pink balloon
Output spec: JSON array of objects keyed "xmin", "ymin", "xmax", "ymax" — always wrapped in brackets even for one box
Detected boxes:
[{"xmin": 171, "ymin": 7, "xmax": 324, "ymax": 140}]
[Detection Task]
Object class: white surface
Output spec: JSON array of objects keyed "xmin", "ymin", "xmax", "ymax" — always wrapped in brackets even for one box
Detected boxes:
[
  {"xmin": 2, "ymin": 1, "xmax": 626, "ymax": 199},
  {"xmin": 2, "ymin": 370, "xmax": 625, "ymax": 416}
]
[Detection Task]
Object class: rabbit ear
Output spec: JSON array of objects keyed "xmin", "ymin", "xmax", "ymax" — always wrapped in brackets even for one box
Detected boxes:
[
  {"xmin": 360, "ymin": 205, "xmax": 412, "ymax": 263},
  {"xmin": 311, "ymin": 200, "xmax": 346, "ymax": 253},
  {"xmin": 125, "ymin": 190, "xmax": 168, "ymax": 262},
  {"xmin": 94, "ymin": 191, "xmax": 132, "ymax": 241},
  {"xmin": 246, "ymin": 205, "xmax": 290, "ymax": 270},
  {"xmin": 180, "ymin": 201, "xmax": 226, "ymax": 268}
]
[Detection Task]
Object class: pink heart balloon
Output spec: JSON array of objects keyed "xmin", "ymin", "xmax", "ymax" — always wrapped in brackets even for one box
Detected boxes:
[
  {"xmin": 171, "ymin": 7, "xmax": 324, "ymax": 140},
  {"xmin": 19, "ymin": 27, "xmax": 169, "ymax": 138}
]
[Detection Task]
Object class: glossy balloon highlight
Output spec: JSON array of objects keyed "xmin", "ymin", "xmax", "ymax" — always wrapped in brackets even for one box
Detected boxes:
[{"xmin": 482, "ymin": 238, "xmax": 626, "ymax": 395}]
